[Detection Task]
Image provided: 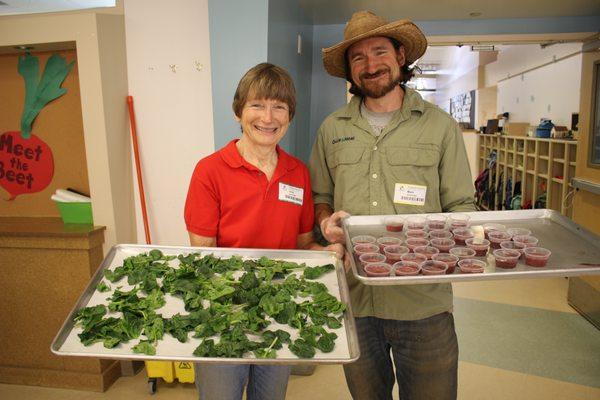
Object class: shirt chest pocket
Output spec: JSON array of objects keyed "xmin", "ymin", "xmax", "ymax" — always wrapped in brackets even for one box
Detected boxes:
[
  {"xmin": 327, "ymin": 147, "xmax": 366, "ymax": 178},
  {"xmin": 384, "ymin": 146, "xmax": 440, "ymax": 187}
]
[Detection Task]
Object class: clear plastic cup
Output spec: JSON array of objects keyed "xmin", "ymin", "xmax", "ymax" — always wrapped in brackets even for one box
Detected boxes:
[
  {"xmin": 449, "ymin": 213, "xmax": 471, "ymax": 229},
  {"xmin": 483, "ymin": 223, "xmax": 506, "ymax": 239},
  {"xmin": 354, "ymin": 243, "xmax": 380, "ymax": 256},
  {"xmin": 452, "ymin": 228, "xmax": 475, "ymax": 245},
  {"xmin": 359, "ymin": 252, "xmax": 386, "ymax": 266},
  {"xmin": 432, "ymin": 253, "xmax": 459, "ymax": 274},
  {"xmin": 393, "ymin": 261, "xmax": 421, "ymax": 276},
  {"xmin": 429, "ymin": 229, "xmax": 453, "ymax": 240},
  {"xmin": 465, "ymin": 238, "xmax": 491, "ymax": 257},
  {"xmin": 376, "ymin": 236, "xmax": 402, "ymax": 250},
  {"xmin": 406, "ymin": 216, "xmax": 427, "ymax": 230},
  {"xmin": 400, "ymin": 252, "xmax": 428, "ymax": 264},
  {"xmin": 512, "ymin": 235, "xmax": 539, "ymax": 248},
  {"xmin": 421, "ymin": 260, "xmax": 448, "ymax": 275},
  {"xmin": 458, "ymin": 258, "xmax": 486, "ymax": 273},
  {"xmin": 507, "ymin": 228, "xmax": 532, "ymax": 237},
  {"xmin": 383, "ymin": 245, "xmax": 410, "ymax": 262},
  {"xmin": 488, "ymin": 230, "xmax": 512, "ymax": 249},
  {"xmin": 426, "ymin": 214, "xmax": 447, "ymax": 230},
  {"xmin": 414, "ymin": 245, "xmax": 440, "ymax": 260},
  {"xmin": 523, "ymin": 247, "xmax": 551, "ymax": 267},
  {"xmin": 430, "ymin": 238, "xmax": 456, "ymax": 253},
  {"xmin": 450, "ymin": 246, "xmax": 477, "ymax": 260},
  {"xmin": 406, "ymin": 238, "xmax": 430, "ymax": 252},
  {"xmin": 364, "ymin": 262, "xmax": 392, "ymax": 277},
  {"xmin": 406, "ymin": 229, "xmax": 428, "ymax": 239},
  {"xmin": 384, "ymin": 216, "xmax": 405, "ymax": 232},
  {"xmin": 493, "ymin": 249, "xmax": 521, "ymax": 269},
  {"xmin": 500, "ymin": 240, "xmax": 526, "ymax": 258},
  {"xmin": 351, "ymin": 235, "xmax": 377, "ymax": 245}
]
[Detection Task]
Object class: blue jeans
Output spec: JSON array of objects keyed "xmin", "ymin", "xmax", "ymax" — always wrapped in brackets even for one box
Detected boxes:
[
  {"xmin": 194, "ymin": 363, "xmax": 291, "ymax": 400},
  {"xmin": 344, "ymin": 313, "xmax": 458, "ymax": 400}
]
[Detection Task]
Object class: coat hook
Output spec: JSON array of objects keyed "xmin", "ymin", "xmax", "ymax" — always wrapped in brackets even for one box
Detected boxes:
[{"xmin": 169, "ymin": 64, "xmax": 177, "ymax": 73}]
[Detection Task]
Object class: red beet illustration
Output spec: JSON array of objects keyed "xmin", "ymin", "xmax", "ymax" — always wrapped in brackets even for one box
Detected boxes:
[{"xmin": 0, "ymin": 54, "xmax": 73, "ymax": 200}]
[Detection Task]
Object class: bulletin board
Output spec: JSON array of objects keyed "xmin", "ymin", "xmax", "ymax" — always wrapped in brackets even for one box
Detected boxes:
[
  {"xmin": 450, "ymin": 90, "xmax": 476, "ymax": 130},
  {"xmin": 0, "ymin": 49, "xmax": 89, "ymax": 217}
]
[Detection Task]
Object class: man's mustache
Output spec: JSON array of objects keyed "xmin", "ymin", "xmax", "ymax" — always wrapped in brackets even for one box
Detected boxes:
[{"xmin": 360, "ymin": 68, "xmax": 390, "ymax": 80}]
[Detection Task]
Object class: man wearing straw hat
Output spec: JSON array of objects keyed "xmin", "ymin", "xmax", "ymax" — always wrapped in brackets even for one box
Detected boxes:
[{"xmin": 309, "ymin": 11, "xmax": 475, "ymax": 400}]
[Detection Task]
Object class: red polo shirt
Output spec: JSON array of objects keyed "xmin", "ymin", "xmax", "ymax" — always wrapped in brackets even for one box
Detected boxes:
[{"xmin": 184, "ymin": 140, "xmax": 315, "ymax": 249}]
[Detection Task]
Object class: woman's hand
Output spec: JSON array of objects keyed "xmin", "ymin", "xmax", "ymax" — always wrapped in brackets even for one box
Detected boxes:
[{"xmin": 324, "ymin": 243, "xmax": 351, "ymax": 272}]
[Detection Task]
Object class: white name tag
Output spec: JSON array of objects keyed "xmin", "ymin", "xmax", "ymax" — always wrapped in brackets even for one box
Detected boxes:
[
  {"xmin": 394, "ymin": 183, "xmax": 427, "ymax": 206},
  {"xmin": 278, "ymin": 183, "xmax": 304, "ymax": 206}
]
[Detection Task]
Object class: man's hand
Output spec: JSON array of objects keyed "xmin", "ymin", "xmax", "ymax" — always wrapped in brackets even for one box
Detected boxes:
[{"xmin": 320, "ymin": 210, "xmax": 351, "ymax": 244}]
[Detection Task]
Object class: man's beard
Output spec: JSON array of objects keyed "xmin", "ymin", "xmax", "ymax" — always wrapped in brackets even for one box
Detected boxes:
[{"xmin": 358, "ymin": 67, "xmax": 402, "ymax": 99}]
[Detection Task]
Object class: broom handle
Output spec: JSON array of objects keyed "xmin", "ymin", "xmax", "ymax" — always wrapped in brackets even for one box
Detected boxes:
[{"xmin": 127, "ymin": 96, "xmax": 152, "ymax": 244}]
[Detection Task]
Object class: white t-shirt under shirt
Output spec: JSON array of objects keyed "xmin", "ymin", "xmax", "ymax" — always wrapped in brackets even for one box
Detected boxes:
[{"xmin": 360, "ymin": 100, "xmax": 395, "ymax": 136}]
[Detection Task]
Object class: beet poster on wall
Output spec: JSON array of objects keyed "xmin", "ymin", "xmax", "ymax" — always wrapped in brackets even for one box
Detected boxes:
[{"xmin": 0, "ymin": 54, "xmax": 73, "ymax": 200}]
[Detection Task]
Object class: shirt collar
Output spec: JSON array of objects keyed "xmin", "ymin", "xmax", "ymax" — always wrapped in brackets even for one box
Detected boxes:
[{"xmin": 219, "ymin": 139, "xmax": 298, "ymax": 172}]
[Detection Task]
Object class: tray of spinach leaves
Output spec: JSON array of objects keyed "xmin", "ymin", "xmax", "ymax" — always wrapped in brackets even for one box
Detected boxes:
[{"xmin": 51, "ymin": 245, "xmax": 359, "ymax": 364}]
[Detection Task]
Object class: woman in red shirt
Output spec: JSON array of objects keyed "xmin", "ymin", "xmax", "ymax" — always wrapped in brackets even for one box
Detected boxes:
[{"xmin": 185, "ymin": 63, "xmax": 342, "ymax": 400}]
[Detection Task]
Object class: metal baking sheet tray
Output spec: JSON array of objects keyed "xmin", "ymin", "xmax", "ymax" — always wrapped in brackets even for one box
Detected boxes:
[
  {"xmin": 51, "ymin": 245, "xmax": 359, "ymax": 364},
  {"xmin": 344, "ymin": 209, "xmax": 600, "ymax": 285}
]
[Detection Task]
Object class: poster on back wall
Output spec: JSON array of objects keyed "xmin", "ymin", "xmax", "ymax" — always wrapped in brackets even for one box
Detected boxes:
[
  {"xmin": 449, "ymin": 90, "xmax": 475, "ymax": 130},
  {"xmin": 0, "ymin": 53, "xmax": 73, "ymax": 200}
]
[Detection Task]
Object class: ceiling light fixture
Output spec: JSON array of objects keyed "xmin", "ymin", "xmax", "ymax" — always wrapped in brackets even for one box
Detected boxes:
[{"xmin": 471, "ymin": 45, "xmax": 496, "ymax": 52}]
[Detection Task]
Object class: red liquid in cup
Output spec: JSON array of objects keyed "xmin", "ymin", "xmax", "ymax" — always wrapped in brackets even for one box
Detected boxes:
[{"xmin": 386, "ymin": 224, "xmax": 404, "ymax": 232}]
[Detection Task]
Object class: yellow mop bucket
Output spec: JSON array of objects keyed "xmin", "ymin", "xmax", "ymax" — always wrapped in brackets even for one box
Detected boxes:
[{"xmin": 145, "ymin": 361, "xmax": 194, "ymax": 393}]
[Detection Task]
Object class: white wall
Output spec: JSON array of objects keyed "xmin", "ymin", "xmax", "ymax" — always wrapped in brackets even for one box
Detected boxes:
[
  {"xmin": 124, "ymin": 0, "xmax": 215, "ymax": 246},
  {"xmin": 485, "ymin": 43, "xmax": 582, "ymax": 87},
  {"xmin": 495, "ymin": 46, "xmax": 582, "ymax": 127},
  {"xmin": 434, "ymin": 46, "xmax": 479, "ymax": 110}
]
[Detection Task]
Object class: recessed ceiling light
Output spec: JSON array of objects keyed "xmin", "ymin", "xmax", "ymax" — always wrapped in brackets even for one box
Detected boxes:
[{"xmin": 469, "ymin": 12, "xmax": 482, "ymax": 17}]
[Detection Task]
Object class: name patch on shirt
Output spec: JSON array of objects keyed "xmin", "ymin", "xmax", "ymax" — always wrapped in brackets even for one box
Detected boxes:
[
  {"xmin": 332, "ymin": 136, "xmax": 355, "ymax": 145},
  {"xmin": 278, "ymin": 183, "xmax": 304, "ymax": 206},
  {"xmin": 394, "ymin": 183, "xmax": 427, "ymax": 206}
]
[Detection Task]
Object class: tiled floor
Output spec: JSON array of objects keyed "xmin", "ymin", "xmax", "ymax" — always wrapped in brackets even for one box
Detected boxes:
[{"xmin": 1, "ymin": 278, "xmax": 599, "ymax": 399}]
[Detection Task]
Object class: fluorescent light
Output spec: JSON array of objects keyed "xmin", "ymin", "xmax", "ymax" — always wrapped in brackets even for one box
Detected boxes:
[{"xmin": 471, "ymin": 45, "xmax": 496, "ymax": 52}]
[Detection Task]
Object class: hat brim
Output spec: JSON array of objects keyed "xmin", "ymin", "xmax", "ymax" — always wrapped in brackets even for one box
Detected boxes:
[{"xmin": 322, "ymin": 20, "xmax": 427, "ymax": 79}]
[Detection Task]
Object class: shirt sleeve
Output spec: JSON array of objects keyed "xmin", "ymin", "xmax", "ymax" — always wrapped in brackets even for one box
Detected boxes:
[
  {"xmin": 299, "ymin": 165, "xmax": 315, "ymax": 234},
  {"xmin": 439, "ymin": 122, "xmax": 477, "ymax": 212},
  {"xmin": 184, "ymin": 160, "xmax": 220, "ymax": 237},
  {"xmin": 308, "ymin": 123, "xmax": 335, "ymax": 207}
]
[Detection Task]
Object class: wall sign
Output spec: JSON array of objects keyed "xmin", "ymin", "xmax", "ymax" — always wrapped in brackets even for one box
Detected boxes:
[
  {"xmin": 0, "ymin": 54, "xmax": 73, "ymax": 200},
  {"xmin": 450, "ymin": 90, "xmax": 476, "ymax": 129}
]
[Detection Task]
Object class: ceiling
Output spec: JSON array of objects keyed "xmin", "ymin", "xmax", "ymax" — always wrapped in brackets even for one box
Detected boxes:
[
  {"xmin": 0, "ymin": 0, "xmax": 115, "ymax": 16},
  {"xmin": 1, "ymin": 0, "xmax": 598, "ymax": 22},
  {"xmin": 299, "ymin": 0, "xmax": 600, "ymax": 24}
]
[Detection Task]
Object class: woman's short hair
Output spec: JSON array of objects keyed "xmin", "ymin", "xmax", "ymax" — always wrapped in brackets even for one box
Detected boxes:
[{"xmin": 232, "ymin": 63, "xmax": 296, "ymax": 119}]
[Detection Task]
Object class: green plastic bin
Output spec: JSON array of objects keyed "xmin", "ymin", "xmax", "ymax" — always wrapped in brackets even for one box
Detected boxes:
[{"xmin": 55, "ymin": 201, "xmax": 93, "ymax": 224}]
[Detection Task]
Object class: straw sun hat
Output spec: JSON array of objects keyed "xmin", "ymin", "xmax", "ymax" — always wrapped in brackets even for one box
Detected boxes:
[{"xmin": 322, "ymin": 11, "xmax": 427, "ymax": 79}]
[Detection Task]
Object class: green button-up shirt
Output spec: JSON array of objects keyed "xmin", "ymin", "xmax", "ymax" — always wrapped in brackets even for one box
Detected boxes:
[{"xmin": 308, "ymin": 88, "xmax": 476, "ymax": 320}]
